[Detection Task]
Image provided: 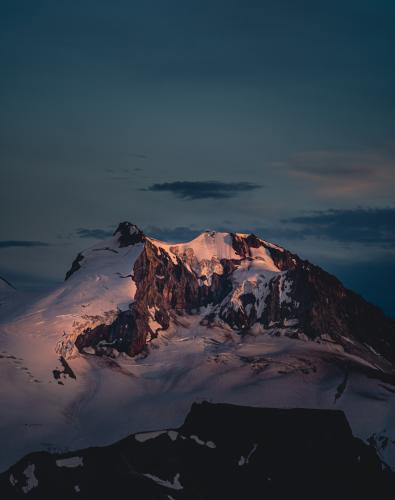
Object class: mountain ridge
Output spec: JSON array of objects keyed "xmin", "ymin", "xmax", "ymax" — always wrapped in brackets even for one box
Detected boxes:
[
  {"xmin": 58, "ymin": 221, "xmax": 395, "ymax": 366},
  {"xmin": 1, "ymin": 402, "xmax": 393, "ymax": 499}
]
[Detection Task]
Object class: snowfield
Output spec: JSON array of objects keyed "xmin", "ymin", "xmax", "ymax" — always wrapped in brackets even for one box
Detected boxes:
[{"xmin": 1, "ymin": 308, "xmax": 395, "ymax": 472}]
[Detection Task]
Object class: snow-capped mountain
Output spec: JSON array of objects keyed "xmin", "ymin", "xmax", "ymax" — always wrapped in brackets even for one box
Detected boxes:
[
  {"xmin": 1, "ymin": 222, "xmax": 395, "ymax": 473},
  {"xmin": 36, "ymin": 221, "xmax": 395, "ymax": 365}
]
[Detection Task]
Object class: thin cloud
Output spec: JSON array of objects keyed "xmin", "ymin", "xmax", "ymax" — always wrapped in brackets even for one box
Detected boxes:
[
  {"xmin": 0, "ymin": 240, "xmax": 50, "ymax": 248},
  {"xmin": 104, "ymin": 165, "xmax": 144, "ymax": 179},
  {"xmin": 282, "ymin": 207, "xmax": 395, "ymax": 246},
  {"xmin": 284, "ymin": 149, "xmax": 395, "ymax": 197},
  {"xmin": 287, "ymin": 151, "xmax": 375, "ymax": 177},
  {"xmin": 144, "ymin": 181, "xmax": 262, "ymax": 200}
]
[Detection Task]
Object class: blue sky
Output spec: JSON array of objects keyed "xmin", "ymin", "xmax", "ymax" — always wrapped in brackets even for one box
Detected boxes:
[{"xmin": 1, "ymin": 1, "xmax": 394, "ymax": 315}]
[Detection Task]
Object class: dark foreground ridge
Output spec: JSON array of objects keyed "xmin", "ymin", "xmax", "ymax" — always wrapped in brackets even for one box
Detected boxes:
[{"xmin": 1, "ymin": 402, "xmax": 393, "ymax": 499}]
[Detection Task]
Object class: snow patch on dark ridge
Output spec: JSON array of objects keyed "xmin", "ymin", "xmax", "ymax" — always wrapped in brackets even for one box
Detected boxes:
[{"xmin": 1, "ymin": 402, "xmax": 394, "ymax": 499}]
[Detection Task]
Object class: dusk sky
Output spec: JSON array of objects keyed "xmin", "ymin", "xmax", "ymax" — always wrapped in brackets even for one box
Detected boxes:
[{"xmin": 1, "ymin": 1, "xmax": 395, "ymax": 315}]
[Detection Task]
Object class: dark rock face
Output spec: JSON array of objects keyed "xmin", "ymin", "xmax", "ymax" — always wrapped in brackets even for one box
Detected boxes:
[
  {"xmin": 133, "ymin": 240, "xmax": 201, "ymax": 314},
  {"xmin": 113, "ymin": 221, "xmax": 145, "ymax": 247},
  {"xmin": 230, "ymin": 232, "xmax": 261, "ymax": 257},
  {"xmin": 1, "ymin": 402, "xmax": 393, "ymax": 499},
  {"xmin": 219, "ymin": 243, "xmax": 395, "ymax": 363},
  {"xmin": 65, "ymin": 253, "xmax": 84, "ymax": 281},
  {"xmin": 75, "ymin": 309, "xmax": 147, "ymax": 357},
  {"xmin": 284, "ymin": 263, "xmax": 395, "ymax": 358},
  {"xmin": 75, "ymin": 239, "xmax": 236, "ymax": 356}
]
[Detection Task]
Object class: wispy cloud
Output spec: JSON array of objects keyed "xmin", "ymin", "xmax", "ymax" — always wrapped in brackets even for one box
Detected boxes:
[
  {"xmin": 282, "ymin": 207, "xmax": 395, "ymax": 246},
  {"xmin": 144, "ymin": 181, "xmax": 262, "ymax": 200},
  {"xmin": 0, "ymin": 240, "xmax": 50, "ymax": 248},
  {"xmin": 283, "ymin": 149, "xmax": 395, "ymax": 197},
  {"xmin": 287, "ymin": 151, "xmax": 374, "ymax": 177},
  {"xmin": 103, "ymin": 165, "xmax": 146, "ymax": 181}
]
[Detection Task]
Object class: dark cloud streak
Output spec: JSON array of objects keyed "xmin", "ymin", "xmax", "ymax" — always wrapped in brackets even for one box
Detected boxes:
[
  {"xmin": 144, "ymin": 181, "xmax": 262, "ymax": 200},
  {"xmin": 286, "ymin": 151, "xmax": 376, "ymax": 178},
  {"xmin": 282, "ymin": 207, "xmax": 395, "ymax": 246},
  {"xmin": 0, "ymin": 240, "xmax": 50, "ymax": 248}
]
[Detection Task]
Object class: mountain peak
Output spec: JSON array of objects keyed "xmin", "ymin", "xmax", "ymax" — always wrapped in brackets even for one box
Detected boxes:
[{"xmin": 113, "ymin": 222, "xmax": 145, "ymax": 247}]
